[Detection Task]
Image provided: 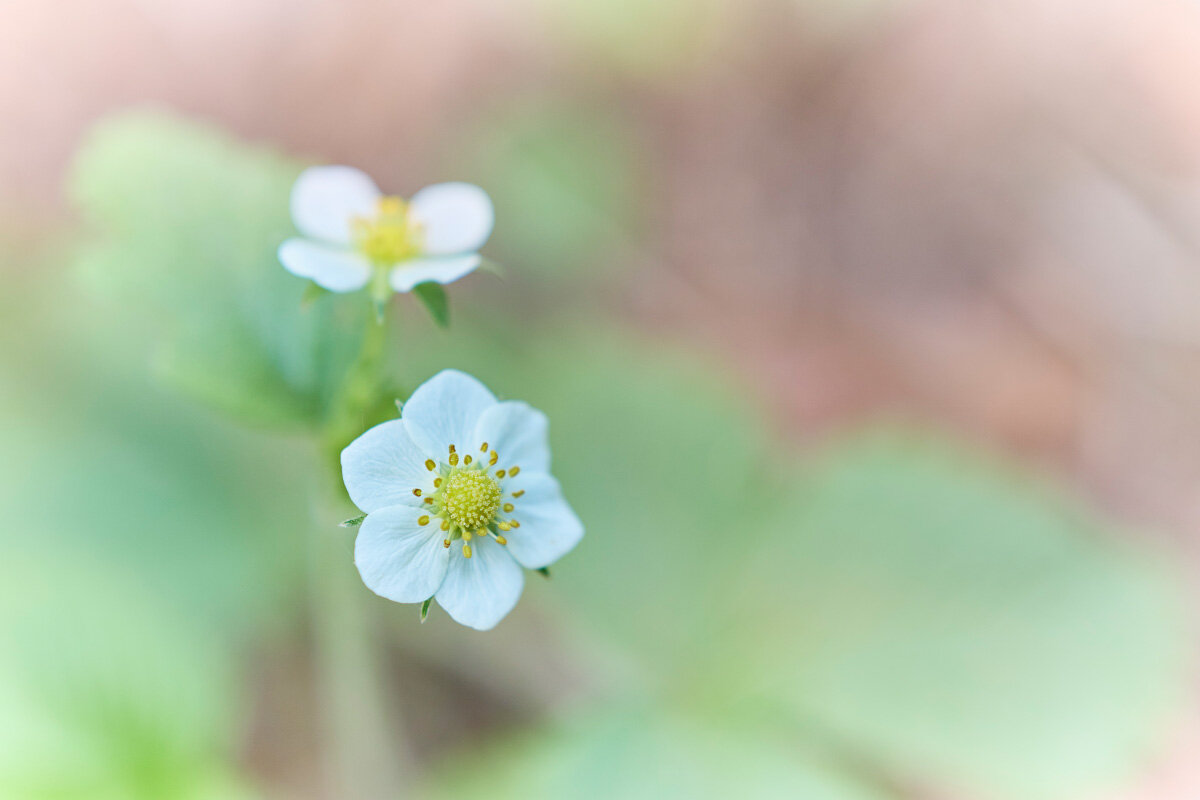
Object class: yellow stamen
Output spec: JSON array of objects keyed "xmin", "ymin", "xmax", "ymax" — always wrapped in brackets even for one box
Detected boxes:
[
  {"xmin": 464, "ymin": 454, "xmax": 473, "ymax": 465},
  {"xmin": 510, "ymin": 520, "xmax": 521, "ymax": 528},
  {"xmin": 497, "ymin": 521, "xmax": 511, "ymax": 531},
  {"xmin": 425, "ymin": 459, "xmax": 436, "ymax": 471},
  {"xmin": 418, "ymin": 515, "xmax": 430, "ymax": 526},
  {"xmin": 462, "ymin": 544, "xmax": 472, "ymax": 558},
  {"xmin": 480, "ymin": 442, "xmax": 489, "ymax": 452},
  {"xmin": 412, "ymin": 488, "xmax": 422, "ymax": 497},
  {"xmin": 512, "ymin": 490, "xmax": 525, "ymax": 498},
  {"xmin": 495, "ymin": 535, "xmax": 508, "ymax": 545},
  {"xmin": 495, "ymin": 469, "xmax": 506, "ymax": 478},
  {"xmin": 503, "ymin": 503, "xmax": 514, "ymax": 512},
  {"xmin": 488, "ymin": 451, "xmax": 498, "ymax": 466},
  {"xmin": 434, "ymin": 477, "xmax": 442, "ymax": 488},
  {"xmin": 441, "ymin": 519, "xmax": 450, "ymax": 531},
  {"xmin": 509, "ymin": 466, "xmax": 521, "ymax": 477}
]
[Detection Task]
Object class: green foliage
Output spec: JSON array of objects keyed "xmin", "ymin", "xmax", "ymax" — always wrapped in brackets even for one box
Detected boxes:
[
  {"xmin": 717, "ymin": 432, "xmax": 1188, "ymax": 800},
  {"xmin": 461, "ymin": 103, "xmax": 644, "ymax": 282},
  {"xmin": 412, "ymin": 281, "xmax": 450, "ymax": 327},
  {"xmin": 430, "ymin": 709, "xmax": 893, "ymax": 800},
  {"xmin": 71, "ymin": 110, "xmax": 375, "ymax": 430}
]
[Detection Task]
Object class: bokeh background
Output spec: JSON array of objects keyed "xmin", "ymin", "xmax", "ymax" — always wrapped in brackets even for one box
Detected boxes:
[{"xmin": 3, "ymin": 0, "xmax": 1200, "ymax": 798}]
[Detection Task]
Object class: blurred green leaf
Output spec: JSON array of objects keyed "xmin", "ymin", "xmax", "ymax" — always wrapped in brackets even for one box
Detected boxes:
[
  {"xmin": 462, "ymin": 103, "xmax": 644, "ymax": 282},
  {"xmin": 715, "ymin": 431, "xmax": 1188, "ymax": 800},
  {"xmin": 428, "ymin": 708, "xmax": 894, "ymax": 800},
  {"xmin": 412, "ymin": 281, "xmax": 450, "ymax": 327},
  {"xmin": 0, "ymin": 546, "xmax": 259, "ymax": 800},
  {"xmin": 71, "ymin": 110, "xmax": 374, "ymax": 430}
]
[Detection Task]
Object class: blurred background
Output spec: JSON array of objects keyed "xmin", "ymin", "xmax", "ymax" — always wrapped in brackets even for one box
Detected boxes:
[{"xmin": 3, "ymin": 0, "xmax": 1200, "ymax": 798}]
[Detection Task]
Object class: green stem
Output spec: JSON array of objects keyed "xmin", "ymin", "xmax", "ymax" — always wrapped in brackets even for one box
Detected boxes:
[{"xmin": 310, "ymin": 309, "xmax": 412, "ymax": 798}]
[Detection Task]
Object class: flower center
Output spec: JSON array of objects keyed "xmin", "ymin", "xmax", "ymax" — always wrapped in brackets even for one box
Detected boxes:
[
  {"xmin": 413, "ymin": 443, "xmax": 526, "ymax": 559},
  {"xmin": 352, "ymin": 196, "xmax": 423, "ymax": 264},
  {"xmin": 441, "ymin": 468, "xmax": 501, "ymax": 531}
]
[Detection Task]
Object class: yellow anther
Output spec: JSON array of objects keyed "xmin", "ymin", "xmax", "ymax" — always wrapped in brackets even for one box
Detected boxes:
[
  {"xmin": 510, "ymin": 520, "xmax": 521, "ymax": 528},
  {"xmin": 462, "ymin": 530, "xmax": 473, "ymax": 542},
  {"xmin": 497, "ymin": 521, "xmax": 511, "ymax": 531},
  {"xmin": 495, "ymin": 469, "xmax": 506, "ymax": 478},
  {"xmin": 352, "ymin": 196, "xmax": 421, "ymax": 263},
  {"xmin": 377, "ymin": 196, "xmax": 404, "ymax": 215},
  {"xmin": 495, "ymin": 535, "xmax": 508, "ymax": 545},
  {"xmin": 418, "ymin": 515, "xmax": 430, "ymax": 526},
  {"xmin": 424, "ymin": 496, "xmax": 434, "ymax": 504},
  {"xmin": 449, "ymin": 453, "xmax": 459, "ymax": 466},
  {"xmin": 488, "ymin": 451, "xmax": 498, "ymax": 466},
  {"xmin": 480, "ymin": 442, "xmax": 489, "ymax": 452},
  {"xmin": 449, "ymin": 444, "xmax": 457, "ymax": 453},
  {"xmin": 464, "ymin": 454, "xmax": 473, "ymax": 465},
  {"xmin": 441, "ymin": 519, "xmax": 450, "ymax": 531},
  {"xmin": 503, "ymin": 503, "xmax": 514, "ymax": 512},
  {"xmin": 462, "ymin": 544, "xmax": 473, "ymax": 558},
  {"xmin": 443, "ymin": 539, "xmax": 451, "ymax": 548},
  {"xmin": 509, "ymin": 466, "xmax": 521, "ymax": 477},
  {"xmin": 434, "ymin": 477, "xmax": 442, "ymax": 487},
  {"xmin": 412, "ymin": 488, "xmax": 422, "ymax": 497},
  {"xmin": 425, "ymin": 459, "xmax": 436, "ymax": 471},
  {"xmin": 512, "ymin": 489, "xmax": 525, "ymax": 498}
]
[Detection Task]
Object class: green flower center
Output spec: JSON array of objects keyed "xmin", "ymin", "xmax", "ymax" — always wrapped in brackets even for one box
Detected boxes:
[
  {"xmin": 440, "ymin": 468, "xmax": 502, "ymax": 531},
  {"xmin": 352, "ymin": 196, "xmax": 422, "ymax": 264}
]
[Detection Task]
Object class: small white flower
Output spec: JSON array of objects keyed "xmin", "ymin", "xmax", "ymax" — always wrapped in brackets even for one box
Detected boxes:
[
  {"xmin": 278, "ymin": 166, "xmax": 493, "ymax": 295},
  {"xmin": 342, "ymin": 370, "xmax": 584, "ymax": 630}
]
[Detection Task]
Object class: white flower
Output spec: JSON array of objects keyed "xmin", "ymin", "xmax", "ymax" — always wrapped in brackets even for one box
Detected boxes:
[
  {"xmin": 341, "ymin": 370, "xmax": 584, "ymax": 630},
  {"xmin": 278, "ymin": 166, "xmax": 494, "ymax": 295}
]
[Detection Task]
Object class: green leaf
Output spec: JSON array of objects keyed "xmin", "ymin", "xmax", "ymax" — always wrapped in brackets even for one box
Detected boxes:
[
  {"xmin": 340, "ymin": 514, "xmax": 367, "ymax": 528},
  {"xmin": 460, "ymin": 103, "xmax": 644, "ymax": 282},
  {"xmin": 71, "ymin": 110, "xmax": 375, "ymax": 430},
  {"xmin": 301, "ymin": 281, "xmax": 330, "ymax": 307},
  {"xmin": 420, "ymin": 597, "xmax": 433, "ymax": 623},
  {"xmin": 716, "ymin": 431, "xmax": 1188, "ymax": 800},
  {"xmin": 412, "ymin": 281, "xmax": 449, "ymax": 328},
  {"xmin": 429, "ymin": 709, "xmax": 894, "ymax": 800}
]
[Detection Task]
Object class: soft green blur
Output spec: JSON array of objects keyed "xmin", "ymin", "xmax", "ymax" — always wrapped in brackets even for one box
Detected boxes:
[{"xmin": 0, "ymin": 3, "xmax": 1194, "ymax": 794}]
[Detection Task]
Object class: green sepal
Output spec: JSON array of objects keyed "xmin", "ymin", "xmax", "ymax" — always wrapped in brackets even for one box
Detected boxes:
[
  {"xmin": 420, "ymin": 597, "xmax": 433, "ymax": 623},
  {"xmin": 301, "ymin": 281, "xmax": 330, "ymax": 308},
  {"xmin": 478, "ymin": 257, "xmax": 505, "ymax": 278},
  {"xmin": 412, "ymin": 282, "xmax": 449, "ymax": 328},
  {"xmin": 536, "ymin": 566, "xmax": 551, "ymax": 579},
  {"xmin": 340, "ymin": 514, "xmax": 366, "ymax": 528}
]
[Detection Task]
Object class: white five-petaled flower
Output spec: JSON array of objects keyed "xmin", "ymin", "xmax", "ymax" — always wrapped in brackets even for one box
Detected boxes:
[
  {"xmin": 342, "ymin": 370, "xmax": 584, "ymax": 630},
  {"xmin": 278, "ymin": 165, "xmax": 494, "ymax": 296}
]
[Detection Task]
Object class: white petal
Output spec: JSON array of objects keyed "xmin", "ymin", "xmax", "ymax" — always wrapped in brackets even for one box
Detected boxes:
[
  {"xmin": 473, "ymin": 401, "xmax": 551, "ymax": 473},
  {"xmin": 290, "ymin": 165, "xmax": 381, "ymax": 245},
  {"xmin": 409, "ymin": 182, "xmax": 494, "ymax": 255},
  {"xmin": 401, "ymin": 369, "xmax": 497, "ymax": 457},
  {"xmin": 435, "ymin": 537, "xmax": 524, "ymax": 630},
  {"xmin": 389, "ymin": 254, "xmax": 481, "ymax": 293},
  {"xmin": 341, "ymin": 420, "xmax": 435, "ymax": 513},
  {"xmin": 501, "ymin": 471, "xmax": 584, "ymax": 569},
  {"xmin": 355, "ymin": 505, "xmax": 450, "ymax": 603},
  {"xmin": 278, "ymin": 238, "xmax": 370, "ymax": 292}
]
